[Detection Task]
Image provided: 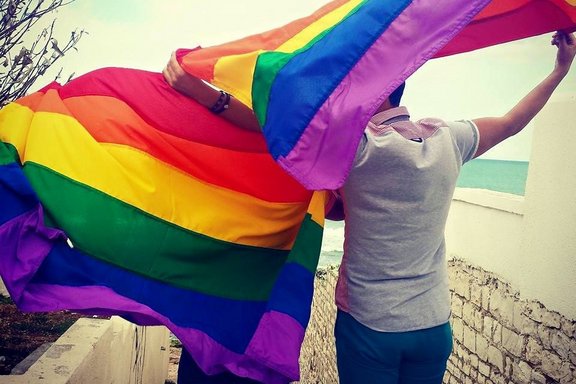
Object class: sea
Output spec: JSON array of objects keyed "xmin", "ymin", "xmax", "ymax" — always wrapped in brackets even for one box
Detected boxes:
[{"xmin": 318, "ymin": 158, "xmax": 529, "ymax": 267}]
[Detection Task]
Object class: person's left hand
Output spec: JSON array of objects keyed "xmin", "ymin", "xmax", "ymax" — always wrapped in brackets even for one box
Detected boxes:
[
  {"xmin": 551, "ymin": 31, "xmax": 576, "ymax": 77},
  {"xmin": 162, "ymin": 52, "xmax": 204, "ymax": 98}
]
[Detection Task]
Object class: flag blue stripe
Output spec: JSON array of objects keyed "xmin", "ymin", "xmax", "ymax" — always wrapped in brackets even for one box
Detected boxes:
[
  {"xmin": 33, "ymin": 240, "xmax": 314, "ymax": 352},
  {"xmin": 263, "ymin": 0, "xmax": 412, "ymax": 158},
  {"xmin": 0, "ymin": 163, "xmax": 39, "ymax": 224}
]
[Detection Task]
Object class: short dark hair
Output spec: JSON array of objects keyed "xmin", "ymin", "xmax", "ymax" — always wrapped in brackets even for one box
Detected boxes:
[{"xmin": 389, "ymin": 82, "xmax": 406, "ymax": 107}]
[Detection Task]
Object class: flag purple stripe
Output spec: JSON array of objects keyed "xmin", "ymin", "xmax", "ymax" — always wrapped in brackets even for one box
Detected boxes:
[
  {"xmin": 246, "ymin": 311, "xmax": 306, "ymax": 380},
  {"xmin": 278, "ymin": 0, "xmax": 491, "ymax": 190},
  {"xmin": 17, "ymin": 281, "xmax": 303, "ymax": 383},
  {"xmin": 0, "ymin": 207, "xmax": 65, "ymax": 303},
  {"xmin": 0, "ymin": 206, "xmax": 305, "ymax": 383}
]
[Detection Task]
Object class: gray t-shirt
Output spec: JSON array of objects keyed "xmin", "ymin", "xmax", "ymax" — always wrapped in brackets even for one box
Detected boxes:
[{"xmin": 335, "ymin": 106, "xmax": 479, "ymax": 332}]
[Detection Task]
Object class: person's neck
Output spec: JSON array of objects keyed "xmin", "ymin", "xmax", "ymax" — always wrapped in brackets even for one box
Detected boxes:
[{"xmin": 375, "ymin": 99, "xmax": 394, "ymax": 114}]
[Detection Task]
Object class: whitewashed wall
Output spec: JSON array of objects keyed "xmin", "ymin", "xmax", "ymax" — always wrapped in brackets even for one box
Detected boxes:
[
  {"xmin": 518, "ymin": 95, "xmax": 576, "ymax": 319},
  {"xmin": 446, "ymin": 95, "xmax": 576, "ymax": 320}
]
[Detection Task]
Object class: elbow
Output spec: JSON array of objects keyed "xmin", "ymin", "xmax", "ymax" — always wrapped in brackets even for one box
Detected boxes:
[{"xmin": 503, "ymin": 114, "xmax": 532, "ymax": 138}]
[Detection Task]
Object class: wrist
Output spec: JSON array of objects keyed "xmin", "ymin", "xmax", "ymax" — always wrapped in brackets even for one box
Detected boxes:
[
  {"xmin": 209, "ymin": 90, "xmax": 231, "ymax": 114},
  {"xmin": 552, "ymin": 65, "xmax": 569, "ymax": 80},
  {"xmin": 184, "ymin": 80, "xmax": 221, "ymax": 107}
]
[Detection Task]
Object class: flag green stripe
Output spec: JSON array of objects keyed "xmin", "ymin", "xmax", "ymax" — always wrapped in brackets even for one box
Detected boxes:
[
  {"xmin": 252, "ymin": 32, "xmax": 331, "ymax": 126},
  {"xmin": 252, "ymin": 2, "xmax": 365, "ymax": 125},
  {"xmin": 25, "ymin": 163, "xmax": 290, "ymax": 301},
  {"xmin": 286, "ymin": 213, "xmax": 323, "ymax": 273},
  {"xmin": 0, "ymin": 142, "xmax": 19, "ymax": 166}
]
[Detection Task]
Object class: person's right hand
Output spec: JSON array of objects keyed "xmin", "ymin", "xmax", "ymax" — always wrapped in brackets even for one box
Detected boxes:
[
  {"xmin": 162, "ymin": 51, "xmax": 205, "ymax": 99},
  {"xmin": 162, "ymin": 51, "xmax": 262, "ymax": 132},
  {"xmin": 551, "ymin": 31, "xmax": 576, "ymax": 77}
]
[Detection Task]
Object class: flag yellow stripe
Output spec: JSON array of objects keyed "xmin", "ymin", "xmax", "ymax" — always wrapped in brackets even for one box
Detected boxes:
[
  {"xmin": 212, "ymin": 0, "xmax": 362, "ymax": 107},
  {"xmin": 1, "ymin": 104, "xmax": 308, "ymax": 249}
]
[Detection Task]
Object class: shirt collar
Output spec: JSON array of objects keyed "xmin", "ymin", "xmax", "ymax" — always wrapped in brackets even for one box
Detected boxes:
[{"xmin": 370, "ymin": 106, "xmax": 410, "ymax": 126}]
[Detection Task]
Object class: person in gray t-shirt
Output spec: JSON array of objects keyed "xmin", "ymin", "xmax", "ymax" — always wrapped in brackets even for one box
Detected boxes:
[
  {"xmin": 326, "ymin": 31, "xmax": 575, "ymax": 384},
  {"xmin": 163, "ymin": 31, "xmax": 575, "ymax": 384}
]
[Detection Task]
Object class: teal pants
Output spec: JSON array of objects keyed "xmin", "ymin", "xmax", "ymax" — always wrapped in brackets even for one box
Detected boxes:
[{"xmin": 335, "ymin": 310, "xmax": 453, "ymax": 384}]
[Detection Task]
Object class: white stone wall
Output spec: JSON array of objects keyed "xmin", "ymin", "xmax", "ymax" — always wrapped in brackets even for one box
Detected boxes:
[
  {"xmin": 447, "ymin": 259, "xmax": 575, "ymax": 384},
  {"xmin": 517, "ymin": 95, "xmax": 576, "ymax": 318},
  {"xmin": 446, "ymin": 96, "xmax": 576, "ymax": 320},
  {"xmin": 0, "ymin": 277, "xmax": 7, "ymax": 297},
  {"xmin": 0, "ymin": 317, "xmax": 170, "ymax": 384}
]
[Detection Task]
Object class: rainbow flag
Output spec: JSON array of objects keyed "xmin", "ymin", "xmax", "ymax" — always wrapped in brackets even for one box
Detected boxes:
[
  {"xmin": 1, "ymin": 0, "xmax": 575, "ymax": 382},
  {"xmin": 0, "ymin": 68, "xmax": 326, "ymax": 383},
  {"xmin": 179, "ymin": 0, "xmax": 576, "ymax": 190},
  {"xmin": 438, "ymin": 0, "xmax": 576, "ymax": 57}
]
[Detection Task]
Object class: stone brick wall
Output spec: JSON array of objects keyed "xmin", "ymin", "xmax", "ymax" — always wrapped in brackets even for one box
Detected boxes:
[
  {"xmin": 447, "ymin": 258, "xmax": 575, "ymax": 384},
  {"xmin": 299, "ymin": 266, "xmax": 339, "ymax": 384},
  {"xmin": 298, "ymin": 260, "xmax": 575, "ymax": 383}
]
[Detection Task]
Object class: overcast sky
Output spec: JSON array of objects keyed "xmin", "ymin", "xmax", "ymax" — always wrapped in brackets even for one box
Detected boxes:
[{"xmin": 31, "ymin": 0, "xmax": 576, "ymax": 161}]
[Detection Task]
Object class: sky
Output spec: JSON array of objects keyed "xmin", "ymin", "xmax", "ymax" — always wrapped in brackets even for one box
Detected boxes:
[{"xmin": 29, "ymin": 0, "xmax": 576, "ymax": 161}]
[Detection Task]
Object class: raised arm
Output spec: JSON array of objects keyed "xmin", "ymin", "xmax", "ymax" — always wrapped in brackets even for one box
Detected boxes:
[
  {"xmin": 163, "ymin": 52, "xmax": 262, "ymax": 133},
  {"xmin": 472, "ymin": 31, "xmax": 576, "ymax": 158}
]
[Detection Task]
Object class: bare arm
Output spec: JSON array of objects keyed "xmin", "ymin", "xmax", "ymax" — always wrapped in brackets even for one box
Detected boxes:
[
  {"xmin": 163, "ymin": 52, "xmax": 262, "ymax": 133},
  {"xmin": 473, "ymin": 32, "xmax": 576, "ymax": 158}
]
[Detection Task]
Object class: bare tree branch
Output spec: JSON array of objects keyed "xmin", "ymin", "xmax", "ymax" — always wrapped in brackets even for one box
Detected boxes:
[{"xmin": 1, "ymin": 0, "xmax": 84, "ymax": 107}]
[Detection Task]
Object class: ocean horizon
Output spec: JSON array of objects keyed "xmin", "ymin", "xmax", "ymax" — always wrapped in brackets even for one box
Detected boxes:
[
  {"xmin": 319, "ymin": 158, "xmax": 529, "ymax": 267},
  {"xmin": 456, "ymin": 158, "xmax": 529, "ymax": 196}
]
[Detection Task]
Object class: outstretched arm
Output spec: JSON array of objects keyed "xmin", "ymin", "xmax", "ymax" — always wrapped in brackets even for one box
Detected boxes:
[
  {"xmin": 472, "ymin": 31, "xmax": 576, "ymax": 158},
  {"xmin": 163, "ymin": 52, "xmax": 262, "ymax": 133}
]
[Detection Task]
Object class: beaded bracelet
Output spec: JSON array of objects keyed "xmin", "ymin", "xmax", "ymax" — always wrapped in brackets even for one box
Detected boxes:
[{"xmin": 209, "ymin": 90, "xmax": 231, "ymax": 114}]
